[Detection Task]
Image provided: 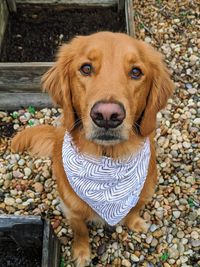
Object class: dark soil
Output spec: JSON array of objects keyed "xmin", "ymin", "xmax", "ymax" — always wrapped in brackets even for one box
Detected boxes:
[
  {"xmin": 0, "ymin": 122, "xmax": 15, "ymax": 138},
  {"xmin": 1, "ymin": 4, "xmax": 126, "ymax": 62},
  {"xmin": 0, "ymin": 241, "xmax": 41, "ymax": 267}
]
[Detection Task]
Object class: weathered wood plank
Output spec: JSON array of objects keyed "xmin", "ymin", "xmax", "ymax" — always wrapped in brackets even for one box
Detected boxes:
[
  {"xmin": 6, "ymin": 0, "xmax": 17, "ymax": 12},
  {"xmin": 118, "ymin": 0, "xmax": 125, "ymax": 11},
  {"xmin": 16, "ymin": 0, "xmax": 118, "ymax": 6},
  {"xmin": 0, "ymin": 0, "xmax": 9, "ymax": 53},
  {"xmin": 0, "ymin": 62, "xmax": 52, "ymax": 91},
  {"xmin": 125, "ymin": 0, "xmax": 135, "ymax": 37},
  {"xmin": 0, "ymin": 92, "xmax": 52, "ymax": 110}
]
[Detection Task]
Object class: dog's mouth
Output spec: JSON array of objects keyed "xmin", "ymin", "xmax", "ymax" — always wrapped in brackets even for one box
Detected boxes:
[{"xmin": 86, "ymin": 127, "xmax": 127, "ymax": 146}]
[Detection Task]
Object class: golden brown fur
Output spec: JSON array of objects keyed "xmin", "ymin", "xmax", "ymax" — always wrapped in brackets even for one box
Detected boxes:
[{"xmin": 11, "ymin": 32, "xmax": 174, "ymax": 267}]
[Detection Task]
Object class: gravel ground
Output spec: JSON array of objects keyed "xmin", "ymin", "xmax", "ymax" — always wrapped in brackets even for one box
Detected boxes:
[{"xmin": 0, "ymin": 1, "xmax": 199, "ymax": 266}]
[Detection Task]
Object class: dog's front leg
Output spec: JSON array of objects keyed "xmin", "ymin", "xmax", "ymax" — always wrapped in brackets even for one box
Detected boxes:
[
  {"xmin": 70, "ymin": 216, "xmax": 90, "ymax": 267},
  {"xmin": 123, "ymin": 199, "xmax": 148, "ymax": 233}
]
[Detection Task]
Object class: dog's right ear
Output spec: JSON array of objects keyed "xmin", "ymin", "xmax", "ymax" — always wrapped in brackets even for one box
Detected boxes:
[{"xmin": 41, "ymin": 44, "xmax": 75, "ymax": 130}]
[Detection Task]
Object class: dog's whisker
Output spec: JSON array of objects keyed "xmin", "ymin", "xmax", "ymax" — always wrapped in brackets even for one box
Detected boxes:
[{"xmin": 67, "ymin": 115, "xmax": 87, "ymax": 134}]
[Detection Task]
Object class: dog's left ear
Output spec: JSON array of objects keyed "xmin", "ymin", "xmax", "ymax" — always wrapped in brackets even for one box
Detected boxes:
[
  {"xmin": 139, "ymin": 53, "xmax": 174, "ymax": 137},
  {"xmin": 41, "ymin": 43, "xmax": 75, "ymax": 131}
]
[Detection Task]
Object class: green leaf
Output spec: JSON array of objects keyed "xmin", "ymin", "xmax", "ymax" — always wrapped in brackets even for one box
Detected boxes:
[
  {"xmin": 188, "ymin": 198, "xmax": 195, "ymax": 208},
  {"xmin": 139, "ymin": 23, "xmax": 144, "ymax": 29},
  {"xmin": 60, "ymin": 256, "xmax": 65, "ymax": 267},
  {"xmin": 160, "ymin": 251, "xmax": 169, "ymax": 261},
  {"xmin": 28, "ymin": 120, "xmax": 34, "ymax": 126},
  {"xmin": 28, "ymin": 105, "xmax": 36, "ymax": 114},
  {"xmin": 12, "ymin": 112, "xmax": 19, "ymax": 119}
]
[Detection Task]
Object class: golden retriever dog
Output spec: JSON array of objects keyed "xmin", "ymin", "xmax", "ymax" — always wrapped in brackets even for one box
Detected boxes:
[{"xmin": 11, "ymin": 32, "xmax": 174, "ymax": 267}]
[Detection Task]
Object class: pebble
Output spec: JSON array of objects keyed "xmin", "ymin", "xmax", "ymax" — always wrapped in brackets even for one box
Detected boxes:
[
  {"xmin": 116, "ymin": 225, "xmax": 123, "ymax": 234},
  {"xmin": 193, "ymin": 118, "xmax": 200, "ymax": 125},
  {"xmin": 168, "ymin": 246, "xmax": 179, "ymax": 259},
  {"xmin": 188, "ymin": 88, "xmax": 197, "ymax": 94},
  {"xmin": 151, "ymin": 238, "xmax": 158, "ymax": 247},
  {"xmin": 150, "ymin": 224, "xmax": 158, "ymax": 232},
  {"xmin": 18, "ymin": 159, "xmax": 25, "ymax": 166},
  {"xmin": 130, "ymin": 254, "xmax": 140, "ymax": 262},
  {"xmin": 185, "ymin": 83, "xmax": 192, "ymax": 90},
  {"xmin": 146, "ymin": 235, "xmax": 153, "ymax": 244},
  {"xmin": 189, "ymin": 55, "xmax": 199, "ymax": 63},
  {"xmin": 97, "ymin": 243, "xmax": 106, "ymax": 256},
  {"xmin": 173, "ymin": 211, "xmax": 181, "ymax": 219},
  {"xmin": 128, "ymin": 242, "xmax": 134, "ymax": 250},
  {"xmin": 177, "ymin": 230, "xmax": 184, "ymax": 239},
  {"xmin": 191, "ymin": 231, "xmax": 199, "ymax": 240},
  {"xmin": 4, "ymin": 197, "xmax": 15, "ymax": 206},
  {"xmin": 60, "ymin": 236, "xmax": 68, "ymax": 246},
  {"xmin": 121, "ymin": 259, "xmax": 131, "ymax": 267},
  {"xmin": 24, "ymin": 167, "xmax": 32, "ymax": 177},
  {"xmin": 53, "ymin": 210, "xmax": 61, "ymax": 216},
  {"xmin": 15, "ymin": 198, "xmax": 22, "ymax": 204},
  {"xmin": 13, "ymin": 170, "xmax": 23, "ymax": 178},
  {"xmin": 191, "ymin": 239, "xmax": 200, "ymax": 248},
  {"xmin": 33, "ymin": 182, "xmax": 44, "ymax": 193},
  {"xmin": 182, "ymin": 142, "xmax": 191, "ymax": 149}
]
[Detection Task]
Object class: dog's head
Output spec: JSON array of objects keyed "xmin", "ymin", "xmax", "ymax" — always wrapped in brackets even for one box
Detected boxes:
[{"xmin": 42, "ymin": 32, "xmax": 174, "ymax": 146}]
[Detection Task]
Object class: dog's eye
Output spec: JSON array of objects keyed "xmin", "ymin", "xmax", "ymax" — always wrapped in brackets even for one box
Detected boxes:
[
  {"xmin": 130, "ymin": 67, "xmax": 143, "ymax": 79},
  {"xmin": 80, "ymin": 63, "xmax": 92, "ymax": 76}
]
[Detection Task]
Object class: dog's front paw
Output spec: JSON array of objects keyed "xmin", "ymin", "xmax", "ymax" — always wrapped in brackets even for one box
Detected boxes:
[
  {"xmin": 73, "ymin": 243, "xmax": 90, "ymax": 267},
  {"xmin": 126, "ymin": 217, "xmax": 148, "ymax": 233}
]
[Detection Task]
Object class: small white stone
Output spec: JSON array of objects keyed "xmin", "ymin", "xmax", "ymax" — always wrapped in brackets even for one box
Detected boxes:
[
  {"xmin": 22, "ymin": 201, "xmax": 30, "ymax": 206},
  {"xmin": 180, "ymin": 256, "xmax": 188, "ymax": 264},
  {"xmin": 13, "ymin": 124, "xmax": 20, "ymax": 130},
  {"xmin": 193, "ymin": 118, "xmax": 200, "ymax": 125},
  {"xmin": 146, "ymin": 235, "xmax": 153, "ymax": 244},
  {"xmin": 182, "ymin": 238, "xmax": 188, "ymax": 245},
  {"xmin": 191, "ymin": 231, "xmax": 199, "ymax": 240},
  {"xmin": 10, "ymin": 189, "xmax": 17, "ymax": 196},
  {"xmin": 145, "ymin": 36, "xmax": 151, "ymax": 43},
  {"xmin": 130, "ymin": 254, "xmax": 139, "ymax": 262},
  {"xmin": 188, "ymin": 88, "xmax": 197, "ymax": 94},
  {"xmin": 16, "ymin": 198, "xmax": 22, "ymax": 204},
  {"xmin": 189, "ymin": 54, "xmax": 198, "ymax": 63},
  {"xmin": 24, "ymin": 167, "xmax": 32, "ymax": 177},
  {"xmin": 52, "ymin": 199, "xmax": 59, "ymax": 206},
  {"xmin": 53, "ymin": 210, "xmax": 61, "ymax": 216},
  {"xmin": 18, "ymin": 159, "xmax": 25, "ymax": 166},
  {"xmin": 116, "ymin": 225, "xmax": 123, "ymax": 234},
  {"xmin": 112, "ymin": 241, "xmax": 119, "ymax": 250},
  {"xmin": 5, "ymin": 197, "xmax": 15, "ymax": 206},
  {"xmin": 173, "ymin": 211, "xmax": 181, "ymax": 218},
  {"xmin": 183, "ymin": 142, "xmax": 191, "ymax": 149}
]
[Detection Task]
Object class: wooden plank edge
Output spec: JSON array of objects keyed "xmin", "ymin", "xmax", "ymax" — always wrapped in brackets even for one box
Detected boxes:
[
  {"xmin": 6, "ymin": 0, "xmax": 17, "ymax": 12},
  {"xmin": 0, "ymin": 0, "xmax": 9, "ymax": 53},
  {"xmin": 0, "ymin": 62, "xmax": 53, "ymax": 68},
  {"xmin": 0, "ymin": 92, "xmax": 52, "ymax": 110},
  {"xmin": 125, "ymin": 0, "xmax": 135, "ymax": 37},
  {"xmin": 16, "ymin": 0, "xmax": 118, "ymax": 7}
]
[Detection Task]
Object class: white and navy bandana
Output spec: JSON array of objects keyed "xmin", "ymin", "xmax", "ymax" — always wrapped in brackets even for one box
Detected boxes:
[{"xmin": 62, "ymin": 132, "xmax": 151, "ymax": 226}]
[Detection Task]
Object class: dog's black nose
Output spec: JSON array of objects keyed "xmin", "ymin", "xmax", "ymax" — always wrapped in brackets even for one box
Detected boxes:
[{"xmin": 90, "ymin": 102, "xmax": 125, "ymax": 129}]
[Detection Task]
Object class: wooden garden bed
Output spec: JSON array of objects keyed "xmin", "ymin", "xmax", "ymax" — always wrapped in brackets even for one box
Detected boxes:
[{"xmin": 0, "ymin": 0, "xmax": 134, "ymax": 110}]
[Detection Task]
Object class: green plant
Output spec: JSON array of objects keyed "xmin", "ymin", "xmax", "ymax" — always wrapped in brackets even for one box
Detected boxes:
[
  {"xmin": 28, "ymin": 105, "xmax": 36, "ymax": 114},
  {"xmin": 160, "ymin": 251, "xmax": 169, "ymax": 261},
  {"xmin": 60, "ymin": 256, "xmax": 65, "ymax": 267}
]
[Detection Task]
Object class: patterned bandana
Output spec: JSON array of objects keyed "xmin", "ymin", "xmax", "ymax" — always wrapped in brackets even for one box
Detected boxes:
[{"xmin": 62, "ymin": 132, "xmax": 151, "ymax": 226}]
